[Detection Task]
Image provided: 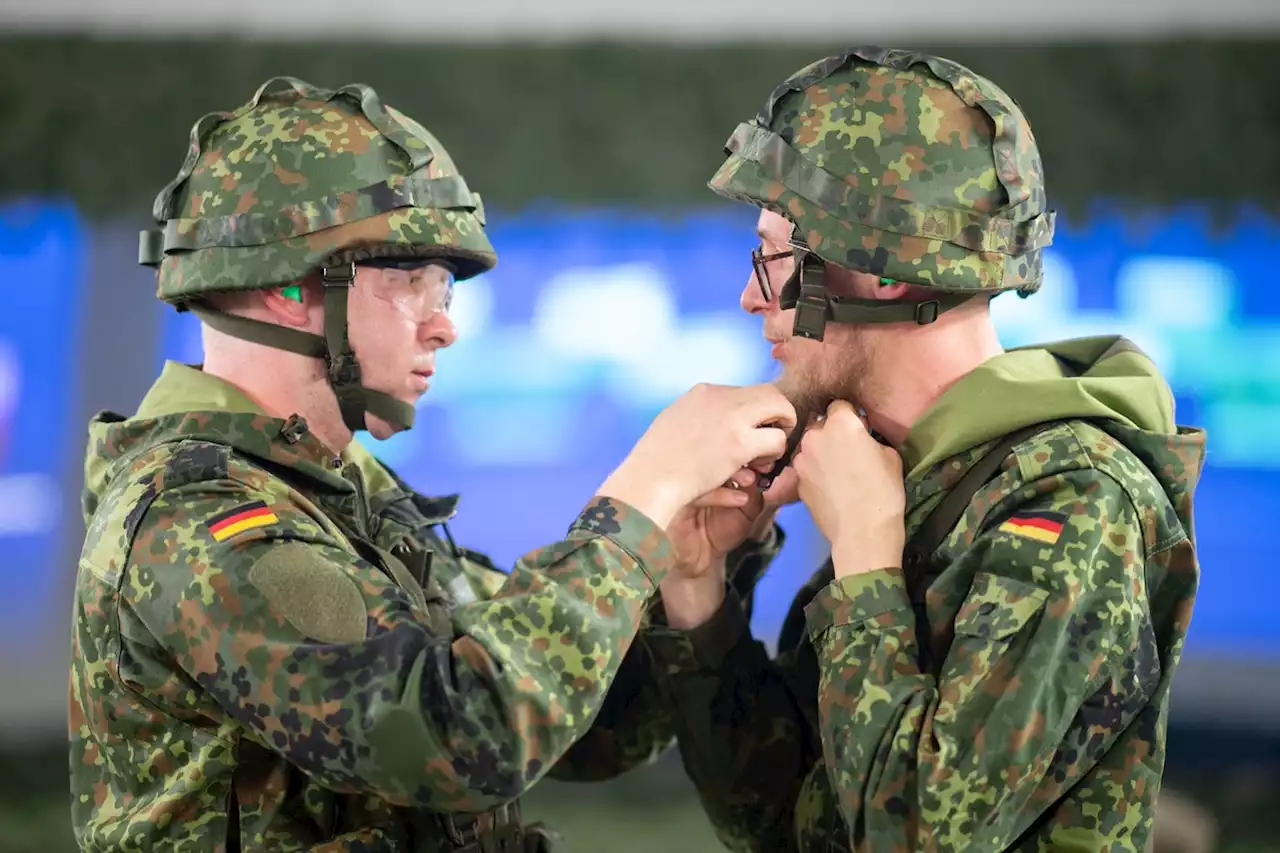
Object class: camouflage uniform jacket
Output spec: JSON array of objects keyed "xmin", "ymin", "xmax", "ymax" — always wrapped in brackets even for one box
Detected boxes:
[
  {"xmin": 69, "ymin": 362, "xmax": 681, "ymax": 852},
  {"xmin": 646, "ymin": 337, "xmax": 1207, "ymax": 852}
]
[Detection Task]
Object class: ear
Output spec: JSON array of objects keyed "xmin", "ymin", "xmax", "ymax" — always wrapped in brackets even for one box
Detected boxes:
[
  {"xmin": 262, "ymin": 284, "xmax": 311, "ymax": 327},
  {"xmin": 871, "ymin": 277, "xmax": 911, "ymax": 302}
]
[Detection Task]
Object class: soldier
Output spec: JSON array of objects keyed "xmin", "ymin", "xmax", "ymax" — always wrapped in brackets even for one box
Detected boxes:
[
  {"xmin": 650, "ymin": 47, "xmax": 1207, "ymax": 851},
  {"xmin": 68, "ymin": 77, "xmax": 796, "ymax": 852}
]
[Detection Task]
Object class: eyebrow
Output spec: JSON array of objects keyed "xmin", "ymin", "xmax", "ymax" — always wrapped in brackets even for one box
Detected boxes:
[
  {"xmin": 758, "ymin": 226, "xmax": 800, "ymax": 253},
  {"xmin": 757, "ymin": 226, "xmax": 783, "ymax": 247}
]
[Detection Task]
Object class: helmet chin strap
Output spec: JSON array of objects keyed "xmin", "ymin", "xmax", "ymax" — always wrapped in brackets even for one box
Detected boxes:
[
  {"xmin": 317, "ymin": 264, "xmax": 417, "ymax": 433},
  {"xmin": 186, "ymin": 262, "xmax": 417, "ymax": 435},
  {"xmin": 777, "ymin": 250, "xmax": 976, "ymax": 341}
]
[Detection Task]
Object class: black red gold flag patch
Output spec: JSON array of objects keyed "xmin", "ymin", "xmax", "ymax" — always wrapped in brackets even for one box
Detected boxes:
[
  {"xmin": 998, "ymin": 510, "xmax": 1067, "ymax": 545},
  {"xmin": 207, "ymin": 500, "xmax": 278, "ymax": 542}
]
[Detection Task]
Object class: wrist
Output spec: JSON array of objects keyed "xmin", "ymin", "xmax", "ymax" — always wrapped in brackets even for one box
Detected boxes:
[
  {"xmin": 596, "ymin": 463, "xmax": 685, "ymax": 530},
  {"xmin": 659, "ymin": 568, "xmax": 727, "ymax": 630},
  {"xmin": 831, "ymin": 534, "xmax": 904, "ymax": 578}
]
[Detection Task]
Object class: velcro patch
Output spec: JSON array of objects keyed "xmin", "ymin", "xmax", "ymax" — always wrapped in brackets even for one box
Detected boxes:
[
  {"xmin": 207, "ymin": 500, "xmax": 278, "ymax": 542},
  {"xmin": 248, "ymin": 542, "xmax": 368, "ymax": 644},
  {"xmin": 998, "ymin": 510, "xmax": 1066, "ymax": 545}
]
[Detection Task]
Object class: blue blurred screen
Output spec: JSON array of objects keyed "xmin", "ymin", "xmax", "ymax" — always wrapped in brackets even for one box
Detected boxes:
[
  {"xmin": 105, "ymin": 204, "xmax": 1280, "ymax": 657},
  {"xmin": 0, "ymin": 201, "xmax": 85, "ymax": 650}
]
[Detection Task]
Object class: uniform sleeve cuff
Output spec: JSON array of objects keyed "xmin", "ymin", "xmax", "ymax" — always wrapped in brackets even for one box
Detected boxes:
[
  {"xmin": 803, "ymin": 568, "xmax": 912, "ymax": 640},
  {"xmin": 569, "ymin": 496, "xmax": 677, "ymax": 589},
  {"xmin": 645, "ymin": 589, "xmax": 750, "ymax": 673}
]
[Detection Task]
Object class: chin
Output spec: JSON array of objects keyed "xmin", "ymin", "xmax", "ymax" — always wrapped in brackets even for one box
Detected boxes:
[
  {"xmin": 773, "ymin": 368, "xmax": 811, "ymax": 401},
  {"xmin": 775, "ymin": 372, "xmax": 838, "ymax": 417},
  {"xmin": 363, "ymin": 404, "xmax": 411, "ymax": 440},
  {"xmin": 364, "ymin": 419, "xmax": 399, "ymax": 441}
]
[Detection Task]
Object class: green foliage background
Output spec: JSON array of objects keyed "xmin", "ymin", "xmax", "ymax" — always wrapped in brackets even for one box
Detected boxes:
[{"xmin": 1, "ymin": 37, "xmax": 1278, "ymax": 222}]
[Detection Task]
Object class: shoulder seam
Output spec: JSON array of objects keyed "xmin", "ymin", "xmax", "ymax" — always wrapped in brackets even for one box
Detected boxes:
[
  {"xmin": 974, "ymin": 420, "xmax": 1111, "ymax": 537},
  {"xmin": 991, "ymin": 456, "xmax": 1152, "ymax": 568},
  {"xmin": 1010, "ymin": 419, "xmax": 1097, "ymax": 484},
  {"xmin": 1089, "ymin": 466, "xmax": 1152, "ymax": 569},
  {"xmin": 1066, "ymin": 421, "xmax": 1186, "ymax": 558}
]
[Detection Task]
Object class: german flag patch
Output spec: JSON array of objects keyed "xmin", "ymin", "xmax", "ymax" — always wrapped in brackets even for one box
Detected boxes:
[
  {"xmin": 998, "ymin": 510, "xmax": 1067, "ymax": 545},
  {"xmin": 207, "ymin": 500, "xmax": 278, "ymax": 542}
]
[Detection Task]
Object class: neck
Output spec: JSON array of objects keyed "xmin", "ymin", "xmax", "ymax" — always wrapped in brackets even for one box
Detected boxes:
[
  {"xmin": 202, "ymin": 345, "xmax": 353, "ymax": 455},
  {"xmin": 863, "ymin": 312, "xmax": 1004, "ymax": 447}
]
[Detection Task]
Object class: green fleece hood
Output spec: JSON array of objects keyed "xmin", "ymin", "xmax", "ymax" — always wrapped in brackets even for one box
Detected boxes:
[{"xmin": 902, "ymin": 336, "xmax": 1178, "ymax": 480}]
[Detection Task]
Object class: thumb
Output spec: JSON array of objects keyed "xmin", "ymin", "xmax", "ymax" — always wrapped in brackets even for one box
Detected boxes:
[
  {"xmin": 762, "ymin": 465, "xmax": 800, "ymax": 506},
  {"xmin": 826, "ymin": 399, "xmax": 857, "ymax": 419}
]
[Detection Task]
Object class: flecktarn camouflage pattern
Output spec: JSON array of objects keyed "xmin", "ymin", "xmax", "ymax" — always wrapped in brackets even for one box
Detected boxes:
[
  {"xmin": 140, "ymin": 75, "xmax": 496, "ymax": 300},
  {"xmin": 710, "ymin": 46, "xmax": 1054, "ymax": 295},
  {"xmin": 69, "ymin": 363, "xmax": 684, "ymax": 851},
  {"xmin": 647, "ymin": 334, "xmax": 1206, "ymax": 851}
]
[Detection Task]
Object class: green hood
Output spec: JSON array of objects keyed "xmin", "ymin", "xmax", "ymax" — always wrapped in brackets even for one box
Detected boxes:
[
  {"xmin": 902, "ymin": 337, "xmax": 1204, "ymax": 516},
  {"xmin": 82, "ymin": 362, "xmax": 397, "ymax": 520},
  {"xmin": 903, "ymin": 336, "xmax": 1175, "ymax": 478}
]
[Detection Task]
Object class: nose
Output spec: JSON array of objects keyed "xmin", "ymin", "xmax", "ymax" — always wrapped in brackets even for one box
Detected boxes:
[
  {"xmin": 741, "ymin": 270, "xmax": 770, "ymax": 316},
  {"xmin": 420, "ymin": 312, "xmax": 458, "ymax": 349}
]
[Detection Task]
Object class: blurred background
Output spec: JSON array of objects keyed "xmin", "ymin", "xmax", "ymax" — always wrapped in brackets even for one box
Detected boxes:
[{"xmin": 1, "ymin": 2, "xmax": 1279, "ymax": 851}]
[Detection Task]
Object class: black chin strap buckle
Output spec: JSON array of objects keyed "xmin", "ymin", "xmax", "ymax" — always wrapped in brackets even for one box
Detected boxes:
[
  {"xmin": 322, "ymin": 262, "xmax": 356, "ymax": 287},
  {"xmin": 790, "ymin": 253, "xmax": 829, "ymax": 341},
  {"xmin": 792, "ymin": 294, "xmax": 828, "ymax": 341},
  {"xmin": 319, "ymin": 260, "xmax": 365, "ymax": 433},
  {"xmin": 914, "ymin": 300, "xmax": 940, "ymax": 325},
  {"xmin": 327, "ymin": 352, "xmax": 361, "ymax": 388}
]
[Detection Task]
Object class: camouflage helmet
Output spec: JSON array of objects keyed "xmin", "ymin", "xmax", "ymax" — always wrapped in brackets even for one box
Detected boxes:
[
  {"xmin": 139, "ymin": 76, "xmax": 497, "ymax": 433},
  {"xmin": 710, "ymin": 47, "xmax": 1056, "ymax": 341}
]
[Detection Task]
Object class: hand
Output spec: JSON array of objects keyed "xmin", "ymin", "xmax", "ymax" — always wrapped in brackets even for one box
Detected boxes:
[
  {"xmin": 793, "ymin": 400, "xmax": 906, "ymax": 577},
  {"xmin": 666, "ymin": 463, "xmax": 799, "ymax": 579},
  {"xmin": 597, "ymin": 383, "xmax": 796, "ymax": 528},
  {"xmin": 658, "ymin": 465, "xmax": 799, "ymax": 630}
]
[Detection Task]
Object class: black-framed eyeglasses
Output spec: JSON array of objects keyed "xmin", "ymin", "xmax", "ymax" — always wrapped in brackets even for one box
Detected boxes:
[
  {"xmin": 752, "ymin": 242, "xmax": 900, "ymax": 306},
  {"xmin": 751, "ymin": 245, "xmax": 803, "ymax": 302}
]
